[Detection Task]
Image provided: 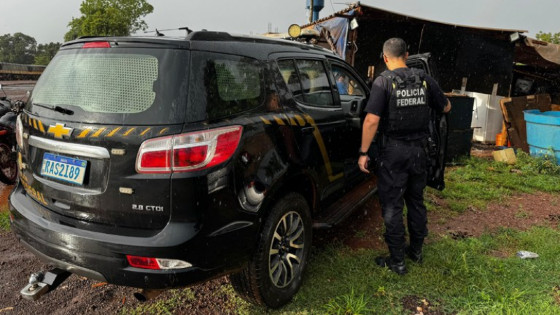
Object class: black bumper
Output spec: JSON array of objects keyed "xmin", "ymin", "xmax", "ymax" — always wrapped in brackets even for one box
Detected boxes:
[{"xmin": 9, "ymin": 184, "xmax": 257, "ymax": 289}]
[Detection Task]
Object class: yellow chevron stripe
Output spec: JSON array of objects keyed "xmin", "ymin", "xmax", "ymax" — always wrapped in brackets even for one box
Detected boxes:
[
  {"xmin": 77, "ymin": 128, "xmax": 92, "ymax": 139},
  {"xmin": 260, "ymin": 117, "xmax": 272, "ymax": 125},
  {"xmin": 140, "ymin": 127, "xmax": 151, "ymax": 136},
  {"xmin": 273, "ymin": 116, "xmax": 285, "ymax": 125},
  {"xmin": 294, "ymin": 115, "xmax": 306, "ymax": 126},
  {"xmin": 123, "ymin": 127, "xmax": 136, "ymax": 136},
  {"xmin": 91, "ymin": 128, "xmax": 106, "ymax": 138},
  {"xmin": 287, "ymin": 115, "xmax": 297, "ymax": 126},
  {"xmin": 32, "ymin": 119, "xmax": 38, "ymax": 130},
  {"xmin": 37, "ymin": 120, "xmax": 45, "ymax": 133},
  {"xmin": 302, "ymin": 114, "xmax": 343, "ymax": 182},
  {"xmin": 303, "ymin": 114, "xmax": 315, "ymax": 125},
  {"xmin": 159, "ymin": 128, "xmax": 169, "ymax": 135},
  {"xmin": 107, "ymin": 127, "xmax": 122, "ymax": 137}
]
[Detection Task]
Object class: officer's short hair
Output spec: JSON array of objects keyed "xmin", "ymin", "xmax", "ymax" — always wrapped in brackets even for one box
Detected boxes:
[{"xmin": 383, "ymin": 38, "xmax": 407, "ymax": 58}]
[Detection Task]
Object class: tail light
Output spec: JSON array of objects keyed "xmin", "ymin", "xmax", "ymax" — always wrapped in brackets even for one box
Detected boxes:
[
  {"xmin": 82, "ymin": 42, "xmax": 111, "ymax": 49},
  {"xmin": 126, "ymin": 255, "xmax": 192, "ymax": 270},
  {"xmin": 136, "ymin": 125, "xmax": 243, "ymax": 174}
]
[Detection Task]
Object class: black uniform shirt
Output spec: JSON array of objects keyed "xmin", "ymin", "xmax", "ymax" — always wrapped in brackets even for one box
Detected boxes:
[{"xmin": 364, "ymin": 67, "xmax": 448, "ymax": 139}]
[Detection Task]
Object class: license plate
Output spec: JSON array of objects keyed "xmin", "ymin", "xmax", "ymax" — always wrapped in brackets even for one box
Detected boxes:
[{"xmin": 40, "ymin": 153, "xmax": 87, "ymax": 185}]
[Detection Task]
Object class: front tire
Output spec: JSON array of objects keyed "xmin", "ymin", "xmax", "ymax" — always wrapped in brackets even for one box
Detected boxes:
[{"xmin": 230, "ymin": 193, "xmax": 312, "ymax": 308}]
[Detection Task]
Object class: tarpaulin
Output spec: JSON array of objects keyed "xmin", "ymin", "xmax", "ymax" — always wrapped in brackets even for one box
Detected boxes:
[{"xmin": 305, "ymin": 10, "xmax": 355, "ymax": 58}]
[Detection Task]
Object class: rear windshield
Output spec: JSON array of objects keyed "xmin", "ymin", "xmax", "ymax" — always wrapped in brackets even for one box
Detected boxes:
[{"xmin": 28, "ymin": 47, "xmax": 188, "ymax": 124}]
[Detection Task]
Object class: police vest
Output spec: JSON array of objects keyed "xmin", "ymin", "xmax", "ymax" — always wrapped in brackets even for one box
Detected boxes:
[{"xmin": 380, "ymin": 69, "xmax": 430, "ymax": 138}]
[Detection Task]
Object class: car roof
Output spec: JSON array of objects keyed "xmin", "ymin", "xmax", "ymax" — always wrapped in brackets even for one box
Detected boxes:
[{"xmin": 62, "ymin": 31, "xmax": 342, "ymax": 61}]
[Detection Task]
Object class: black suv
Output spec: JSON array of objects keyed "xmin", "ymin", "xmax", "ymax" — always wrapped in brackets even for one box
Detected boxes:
[{"xmin": 9, "ymin": 31, "xmax": 440, "ymax": 307}]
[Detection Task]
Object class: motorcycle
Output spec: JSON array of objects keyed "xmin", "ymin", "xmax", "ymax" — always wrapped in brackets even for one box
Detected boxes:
[{"xmin": 0, "ymin": 84, "xmax": 24, "ymax": 185}]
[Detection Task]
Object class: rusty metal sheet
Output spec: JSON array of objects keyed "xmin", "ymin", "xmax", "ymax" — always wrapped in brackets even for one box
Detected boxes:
[
  {"xmin": 499, "ymin": 94, "xmax": 552, "ymax": 152},
  {"xmin": 515, "ymin": 38, "xmax": 560, "ymax": 69}
]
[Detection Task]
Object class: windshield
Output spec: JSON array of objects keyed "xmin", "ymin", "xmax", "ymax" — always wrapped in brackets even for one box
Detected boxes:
[{"xmin": 28, "ymin": 47, "xmax": 188, "ymax": 124}]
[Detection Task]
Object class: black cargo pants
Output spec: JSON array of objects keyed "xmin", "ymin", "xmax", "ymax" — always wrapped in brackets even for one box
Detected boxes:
[{"xmin": 376, "ymin": 139, "xmax": 428, "ymax": 261}]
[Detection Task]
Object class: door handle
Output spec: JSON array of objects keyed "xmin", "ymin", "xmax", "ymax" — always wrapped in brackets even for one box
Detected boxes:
[{"xmin": 350, "ymin": 100, "xmax": 358, "ymax": 112}]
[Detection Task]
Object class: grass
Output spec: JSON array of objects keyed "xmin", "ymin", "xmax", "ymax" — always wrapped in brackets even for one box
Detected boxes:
[
  {"xmin": 121, "ymin": 288, "xmax": 196, "ymax": 315},
  {"xmin": 262, "ymin": 226, "xmax": 560, "ymax": 315},
  {"xmin": 0, "ymin": 207, "xmax": 10, "ymax": 231},
  {"xmin": 426, "ymin": 152, "xmax": 560, "ymax": 213}
]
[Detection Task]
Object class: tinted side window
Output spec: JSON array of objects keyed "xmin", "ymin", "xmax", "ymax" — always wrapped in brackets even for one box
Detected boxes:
[
  {"xmin": 295, "ymin": 60, "xmax": 334, "ymax": 107},
  {"xmin": 331, "ymin": 64, "xmax": 365, "ymax": 97},
  {"xmin": 278, "ymin": 59, "xmax": 334, "ymax": 107},
  {"xmin": 407, "ymin": 59, "xmax": 427, "ymax": 72},
  {"xmin": 277, "ymin": 59, "xmax": 304, "ymax": 103},
  {"xmin": 189, "ymin": 51, "xmax": 265, "ymax": 120}
]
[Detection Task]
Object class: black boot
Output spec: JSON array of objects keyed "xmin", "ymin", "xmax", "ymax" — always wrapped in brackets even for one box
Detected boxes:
[
  {"xmin": 375, "ymin": 256, "xmax": 407, "ymax": 275},
  {"xmin": 406, "ymin": 239, "xmax": 423, "ymax": 263}
]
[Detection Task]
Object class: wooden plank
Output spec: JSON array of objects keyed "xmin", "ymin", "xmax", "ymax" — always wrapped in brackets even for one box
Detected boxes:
[{"xmin": 499, "ymin": 94, "xmax": 551, "ymax": 152}]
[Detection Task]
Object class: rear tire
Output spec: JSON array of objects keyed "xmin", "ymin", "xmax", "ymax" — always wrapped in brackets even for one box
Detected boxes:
[
  {"xmin": 230, "ymin": 193, "xmax": 312, "ymax": 308},
  {"xmin": 0, "ymin": 142, "xmax": 16, "ymax": 185}
]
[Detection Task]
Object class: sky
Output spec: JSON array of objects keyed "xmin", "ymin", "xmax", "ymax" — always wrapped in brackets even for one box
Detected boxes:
[{"xmin": 2, "ymin": 0, "xmax": 560, "ymax": 44}]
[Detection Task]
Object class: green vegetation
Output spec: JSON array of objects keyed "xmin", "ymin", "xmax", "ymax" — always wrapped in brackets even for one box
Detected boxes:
[
  {"xmin": 269, "ymin": 227, "xmax": 560, "ymax": 314},
  {"xmin": 122, "ymin": 289, "xmax": 195, "ymax": 315},
  {"xmin": 0, "ymin": 33, "xmax": 37, "ymax": 64},
  {"xmin": 34, "ymin": 42, "xmax": 62, "ymax": 65},
  {"xmin": 65, "ymin": 0, "xmax": 154, "ymax": 41},
  {"xmin": 427, "ymin": 152, "xmax": 560, "ymax": 213},
  {"xmin": 0, "ymin": 33, "xmax": 61, "ymax": 65},
  {"xmin": 536, "ymin": 31, "xmax": 560, "ymax": 44},
  {"xmin": 0, "ymin": 207, "xmax": 10, "ymax": 231}
]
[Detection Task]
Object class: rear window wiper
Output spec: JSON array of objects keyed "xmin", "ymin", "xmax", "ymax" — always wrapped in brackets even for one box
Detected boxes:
[{"xmin": 33, "ymin": 103, "xmax": 74, "ymax": 115}]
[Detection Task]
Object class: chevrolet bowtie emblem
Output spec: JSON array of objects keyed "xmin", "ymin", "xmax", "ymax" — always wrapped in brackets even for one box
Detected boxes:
[{"xmin": 47, "ymin": 123, "xmax": 73, "ymax": 139}]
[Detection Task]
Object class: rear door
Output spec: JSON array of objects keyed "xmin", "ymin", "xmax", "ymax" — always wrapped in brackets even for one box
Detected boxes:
[
  {"xmin": 19, "ymin": 42, "xmax": 188, "ymax": 231},
  {"xmin": 328, "ymin": 61, "xmax": 368, "ymax": 186},
  {"xmin": 407, "ymin": 53, "xmax": 447, "ymax": 190},
  {"xmin": 275, "ymin": 57, "xmax": 347, "ymax": 198}
]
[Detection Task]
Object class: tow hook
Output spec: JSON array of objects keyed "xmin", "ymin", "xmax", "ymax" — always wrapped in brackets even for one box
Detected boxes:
[{"xmin": 20, "ymin": 268, "xmax": 71, "ymax": 301}]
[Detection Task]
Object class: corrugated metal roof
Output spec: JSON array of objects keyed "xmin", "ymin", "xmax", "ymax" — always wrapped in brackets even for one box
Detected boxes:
[{"xmin": 302, "ymin": 2, "xmax": 527, "ymax": 34}]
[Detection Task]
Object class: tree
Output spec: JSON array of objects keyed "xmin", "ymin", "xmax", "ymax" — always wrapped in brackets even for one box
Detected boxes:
[
  {"xmin": 0, "ymin": 33, "xmax": 37, "ymax": 64},
  {"xmin": 536, "ymin": 31, "xmax": 560, "ymax": 44},
  {"xmin": 35, "ymin": 42, "xmax": 62, "ymax": 65},
  {"xmin": 64, "ymin": 0, "xmax": 153, "ymax": 42}
]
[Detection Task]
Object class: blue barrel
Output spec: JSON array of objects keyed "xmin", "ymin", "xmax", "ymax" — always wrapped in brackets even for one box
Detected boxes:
[{"xmin": 524, "ymin": 109, "xmax": 560, "ymax": 164}]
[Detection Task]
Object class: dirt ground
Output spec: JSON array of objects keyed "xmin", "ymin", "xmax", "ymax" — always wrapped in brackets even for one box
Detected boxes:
[{"xmin": 1, "ymin": 180, "xmax": 559, "ymax": 314}]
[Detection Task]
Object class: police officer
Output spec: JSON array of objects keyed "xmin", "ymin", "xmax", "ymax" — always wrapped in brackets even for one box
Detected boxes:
[{"xmin": 358, "ymin": 38, "xmax": 451, "ymax": 275}]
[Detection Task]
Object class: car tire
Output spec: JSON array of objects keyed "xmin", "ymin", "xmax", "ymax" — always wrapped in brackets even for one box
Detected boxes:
[{"xmin": 230, "ymin": 192, "xmax": 312, "ymax": 308}]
